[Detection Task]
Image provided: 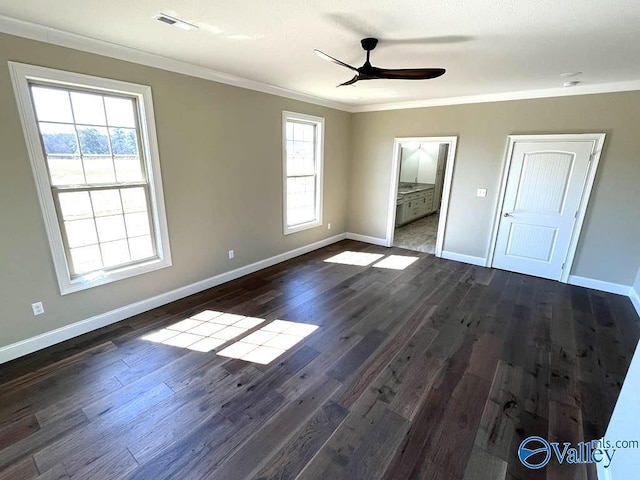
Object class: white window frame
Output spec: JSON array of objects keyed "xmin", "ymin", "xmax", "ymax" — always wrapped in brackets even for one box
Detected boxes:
[
  {"xmin": 9, "ymin": 62, "xmax": 172, "ymax": 295},
  {"xmin": 282, "ymin": 111, "xmax": 324, "ymax": 235}
]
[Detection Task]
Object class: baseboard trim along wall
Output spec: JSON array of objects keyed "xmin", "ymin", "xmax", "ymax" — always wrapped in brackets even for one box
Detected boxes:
[
  {"xmin": 2, "ymin": 232, "xmax": 638, "ymax": 365},
  {"xmin": 441, "ymin": 250, "xmax": 487, "ymax": 267},
  {"xmin": 0, "ymin": 233, "xmax": 347, "ymax": 365},
  {"xmin": 345, "ymin": 232, "xmax": 388, "ymax": 246},
  {"xmin": 567, "ymin": 275, "xmax": 631, "ymax": 296}
]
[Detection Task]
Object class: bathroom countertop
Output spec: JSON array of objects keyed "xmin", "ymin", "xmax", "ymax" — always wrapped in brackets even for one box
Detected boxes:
[{"xmin": 397, "ymin": 183, "xmax": 435, "ymax": 195}]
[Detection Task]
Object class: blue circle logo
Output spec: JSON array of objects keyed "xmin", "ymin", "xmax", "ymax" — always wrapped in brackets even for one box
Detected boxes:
[{"xmin": 518, "ymin": 436, "xmax": 551, "ymax": 469}]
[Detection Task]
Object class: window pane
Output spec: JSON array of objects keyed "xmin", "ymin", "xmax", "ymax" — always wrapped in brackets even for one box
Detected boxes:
[
  {"xmin": 70, "ymin": 244, "xmax": 103, "ymax": 274},
  {"xmin": 77, "ymin": 126, "xmax": 110, "ymax": 155},
  {"xmin": 125, "ymin": 212, "xmax": 150, "ymax": 237},
  {"xmin": 303, "ymin": 142, "xmax": 314, "ymax": 160},
  {"xmin": 286, "ymin": 121, "xmax": 315, "ymax": 178},
  {"xmin": 121, "ymin": 188, "xmax": 147, "ymax": 213},
  {"xmin": 105, "ymin": 97, "xmax": 136, "ymax": 128},
  {"xmin": 101, "ymin": 239, "xmax": 130, "ymax": 267},
  {"xmin": 293, "ymin": 122, "xmax": 305, "ymax": 141},
  {"xmin": 58, "ymin": 191, "xmax": 92, "ymax": 220},
  {"xmin": 70, "ymin": 92, "xmax": 106, "ymax": 126},
  {"xmin": 31, "ymin": 86, "xmax": 73, "ymax": 123},
  {"xmin": 39, "ymin": 123, "xmax": 79, "ymax": 155},
  {"xmin": 287, "ymin": 154, "xmax": 314, "ymax": 176},
  {"xmin": 91, "ymin": 190, "xmax": 123, "ymax": 217},
  {"xmin": 303, "ymin": 124, "xmax": 315, "ymax": 142},
  {"xmin": 110, "ymin": 128, "xmax": 138, "ymax": 155},
  {"xmin": 114, "ymin": 156, "xmax": 144, "ymax": 182},
  {"xmin": 96, "ymin": 215, "xmax": 126, "ymax": 242},
  {"xmin": 64, "ymin": 219, "xmax": 98, "ymax": 248},
  {"xmin": 287, "ymin": 176, "xmax": 316, "ymax": 226},
  {"xmin": 57, "ymin": 187, "xmax": 154, "ymax": 273},
  {"xmin": 48, "ymin": 156, "xmax": 84, "ymax": 186},
  {"xmin": 129, "ymin": 235, "xmax": 154, "ymax": 260},
  {"xmin": 83, "ymin": 156, "xmax": 115, "ymax": 184}
]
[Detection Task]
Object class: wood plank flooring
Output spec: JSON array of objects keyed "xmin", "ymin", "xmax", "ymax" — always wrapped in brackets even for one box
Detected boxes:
[{"xmin": 0, "ymin": 240, "xmax": 638, "ymax": 480}]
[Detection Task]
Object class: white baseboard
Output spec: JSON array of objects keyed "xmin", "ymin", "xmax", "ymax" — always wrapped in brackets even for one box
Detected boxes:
[
  {"xmin": 567, "ymin": 275, "xmax": 631, "ymax": 296},
  {"xmin": 441, "ymin": 250, "xmax": 487, "ymax": 267},
  {"xmin": 630, "ymin": 287, "xmax": 640, "ymax": 317},
  {"xmin": 346, "ymin": 232, "xmax": 388, "ymax": 247},
  {"xmin": 0, "ymin": 233, "xmax": 347, "ymax": 365}
]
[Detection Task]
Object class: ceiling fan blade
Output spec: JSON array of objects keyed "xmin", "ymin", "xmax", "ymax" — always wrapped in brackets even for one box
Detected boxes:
[
  {"xmin": 369, "ymin": 67, "xmax": 446, "ymax": 80},
  {"xmin": 314, "ymin": 50, "xmax": 358, "ymax": 72},
  {"xmin": 337, "ymin": 75, "xmax": 359, "ymax": 87}
]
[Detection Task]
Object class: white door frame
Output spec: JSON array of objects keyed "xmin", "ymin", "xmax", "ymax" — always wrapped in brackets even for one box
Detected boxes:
[
  {"xmin": 486, "ymin": 133, "xmax": 606, "ymax": 283},
  {"xmin": 385, "ymin": 136, "xmax": 458, "ymax": 257}
]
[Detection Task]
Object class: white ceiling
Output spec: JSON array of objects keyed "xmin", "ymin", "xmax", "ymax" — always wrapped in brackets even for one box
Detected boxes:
[{"xmin": 1, "ymin": 0, "xmax": 640, "ymax": 109}]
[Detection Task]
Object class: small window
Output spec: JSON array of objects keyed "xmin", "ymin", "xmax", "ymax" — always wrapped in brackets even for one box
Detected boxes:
[
  {"xmin": 10, "ymin": 63, "xmax": 171, "ymax": 294},
  {"xmin": 282, "ymin": 111, "xmax": 324, "ymax": 235}
]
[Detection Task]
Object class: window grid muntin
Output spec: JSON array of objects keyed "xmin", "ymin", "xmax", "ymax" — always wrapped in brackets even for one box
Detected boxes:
[
  {"xmin": 285, "ymin": 118, "xmax": 319, "ymax": 228},
  {"xmin": 31, "ymin": 82, "xmax": 148, "ymax": 189},
  {"xmin": 52, "ymin": 183, "xmax": 157, "ymax": 277},
  {"xmin": 30, "ymin": 81, "xmax": 157, "ymax": 277}
]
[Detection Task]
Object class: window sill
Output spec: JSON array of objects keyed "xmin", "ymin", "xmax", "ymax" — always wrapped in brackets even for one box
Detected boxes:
[
  {"xmin": 283, "ymin": 220, "xmax": 322, "ymax": 236},
  {"xmin": 60, "ymin": 256, "xmax": 172, "ymax": 295}
]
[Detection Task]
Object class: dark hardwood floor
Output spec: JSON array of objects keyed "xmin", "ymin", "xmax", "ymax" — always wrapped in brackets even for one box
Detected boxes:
[{"xmin": 0, "ymin": 240, "xmax": 638, "ymax": 480}]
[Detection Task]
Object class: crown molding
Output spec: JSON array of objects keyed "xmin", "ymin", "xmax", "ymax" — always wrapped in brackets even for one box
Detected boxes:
[
  {"xmin": 0, "ymin": 14, "xmax": 353, "ymax": 112},
  {"xmin": 351, "ymin": 80, "xmax": 640, "ymax": 113},
  {"xmin": 2, "ymin": 14, "xmax": 640, "ymax": 114}
]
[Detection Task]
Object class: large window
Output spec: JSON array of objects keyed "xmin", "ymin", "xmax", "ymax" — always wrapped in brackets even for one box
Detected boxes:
[
  {"xmin": 282, "ymin": 111, "xmax": 324, "ymax": 235},
  {"xmin": 10, "ymin": 63, "xmax": 171, "ymax": 294}
]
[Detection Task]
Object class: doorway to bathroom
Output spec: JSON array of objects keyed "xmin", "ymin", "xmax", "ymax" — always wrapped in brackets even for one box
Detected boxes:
[{"xmin": 385, "ymin": 137, "xmax": 458, "ymax": 256}]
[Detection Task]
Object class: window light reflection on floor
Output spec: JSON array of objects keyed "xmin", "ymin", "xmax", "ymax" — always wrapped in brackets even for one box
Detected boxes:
[
  {"xmin": 141, "ymin": 311, "xmax": 319, "ymax": 364},
  {"xmin": 141, "ymin": 310, "xmax": 265, "ymax": 353},
  {"xmin": 324, "ymin": 251, "xmax": 384, "ymax": 266},
  {"xmin": 217, "ymin": 320, "xmax": 318, "ymax": 365},
  {"xmin": 324, "ymin": 250, "xmax": 420, "ymax": 271},
  {"xmin": 372, "ymin": 255, "xmax": 419, "ymax": 270}
]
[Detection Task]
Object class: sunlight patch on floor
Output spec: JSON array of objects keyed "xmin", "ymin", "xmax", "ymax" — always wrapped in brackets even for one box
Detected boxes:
[
  {"xmin": 324, "ymin": 251, "xmax": 384, "ymax": 266},
  {"xmin": 141, "ymin": 310, "xmax": 265, "ymax": 353},
  {"xmin": 324, "ymin": 250, "xmax": 420, "ymax": 271},
  {"xmin": 373, "ymin": 255, "xmax": 419, "ymax": 270},
  {"xmin": 217, "ymin": 320, "xmax": 318, "ymax": 364},
  {"xmin": 141, "ymin": 311, "xmax": 319, "ymax": 363}
]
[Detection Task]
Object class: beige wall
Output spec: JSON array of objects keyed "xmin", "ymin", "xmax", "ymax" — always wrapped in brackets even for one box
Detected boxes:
[
  {"xmin": 349, "ymin": 93, "xmax": 640, "ymax": 285},
  {"xmin": 2, "ymin": 29, "xmax": 640, "ymax": 352},
  {"xmin": 0, "ymin": 33, "xmax": 350, "ymax": 348}
]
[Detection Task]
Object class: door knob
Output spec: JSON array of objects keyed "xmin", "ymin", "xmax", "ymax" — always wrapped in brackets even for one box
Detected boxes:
[{"xmin": 503, "ymin": 212, "xmax": 512, "ymax": 217}]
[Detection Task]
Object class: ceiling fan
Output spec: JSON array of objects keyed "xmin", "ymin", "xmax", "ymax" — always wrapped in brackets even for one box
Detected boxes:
[{"xmin": 314, "ymin": 38, "xmax": 446, "ymax": 87}]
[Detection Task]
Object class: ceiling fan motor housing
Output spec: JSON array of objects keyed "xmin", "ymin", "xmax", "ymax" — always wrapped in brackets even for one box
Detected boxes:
[{"xmin": 361, "ymin": 38, "xmax": 379, "ymax": 51}]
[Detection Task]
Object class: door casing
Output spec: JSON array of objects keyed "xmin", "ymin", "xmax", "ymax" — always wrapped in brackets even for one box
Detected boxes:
[
  {"xmin": 386, "ymin": 136, "xmax": 458, "ymax": 257},
  {"xmin": 487, "ymin": 133, "xmax": 606, "ymax": 283}
]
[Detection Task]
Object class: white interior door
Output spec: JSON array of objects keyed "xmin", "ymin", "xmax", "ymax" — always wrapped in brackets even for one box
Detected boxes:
[{"xmin": 492, "ymin": 139, "xmax": 597, "ymax": 280}]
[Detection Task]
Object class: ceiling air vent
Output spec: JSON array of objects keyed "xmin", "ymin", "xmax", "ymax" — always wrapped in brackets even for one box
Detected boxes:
[{"xmin": 155, "ymin": 13, "xmax": 197, "ymax": 31}]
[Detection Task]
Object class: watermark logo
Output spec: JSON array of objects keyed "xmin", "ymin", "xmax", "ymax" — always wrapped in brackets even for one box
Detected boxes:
[
  {"xmin": 518, "ymin": 436, "xmax": 551, "ymax": 469},
  {"xmin": 518, "ymin": 437, "xmax": 639, "ymax": 470}
]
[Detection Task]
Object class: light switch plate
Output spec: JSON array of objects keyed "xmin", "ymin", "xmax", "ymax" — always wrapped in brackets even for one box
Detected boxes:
[{"xmin": 477, "ymin": 188, "xmax": 487, "ymax": 198}]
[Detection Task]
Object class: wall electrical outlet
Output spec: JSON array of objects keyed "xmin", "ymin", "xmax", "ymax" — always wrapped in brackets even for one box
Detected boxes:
[
  {"xmin": 228, "ymin": 250, "xmax": 234, "ymax": 259},
  {"xmin": 477, "ymin": 188, "xmax": 487, "ymax": 198},
  {"xmin": 327, "ymin": 223, "xmax": 331, "ymax": 230},
  {"xmin": 32, "ymin": 301, "xmax": 44, "ymax": 316}
]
